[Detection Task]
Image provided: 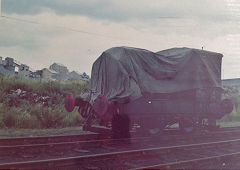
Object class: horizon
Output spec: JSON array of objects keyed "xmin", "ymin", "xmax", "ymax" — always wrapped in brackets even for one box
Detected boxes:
[{"xmin": 0, "ymin": 55, "xmax": 89, "ymax": 74}]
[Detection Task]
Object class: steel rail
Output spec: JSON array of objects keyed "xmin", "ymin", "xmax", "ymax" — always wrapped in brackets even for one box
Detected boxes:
[
  {"xmin": 0, "ymin": 136, "xmax": 148, "ymax": 152},
  {"xmin": 1, "ymin": 136, "xmax": 240, "ymax": 169},
  {"xmin": 2, "ymin": 127, "xmax": 240, "ymax": 153},
  {"xmin": 0, "ymin": 133, "xmax": 105, "ymax": 145},
  {"xmin": 0, "ymin": 126, "xmax": 240, "ymax": 146},
  {"xmin": 131, "ymin": 150, "xmax": 240, "ymax": 169}
]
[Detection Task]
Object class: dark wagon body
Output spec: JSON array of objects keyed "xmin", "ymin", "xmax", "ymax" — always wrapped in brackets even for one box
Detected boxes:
[{"xmin": 65, "ymin": 46, "xmax": 233, "ymax": 135}]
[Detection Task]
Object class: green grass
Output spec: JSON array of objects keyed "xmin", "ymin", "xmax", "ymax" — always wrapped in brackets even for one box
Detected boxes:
[
  {"xmin": 0, "ymin": 73, "xmax": 90, "ymax": 96},
  {"xmin": 0, "ymin": 73, "xmax": 90, "ymax": 129},
  {"xmin": 0, "ymin": 127, "xmax": 95, "ymax": 138},
  {"xmin": 1, "ymin": 72, "xmax": 240, "ymax": 133},
  {"xmin": 220, "ymin": 86, "xmax": 240, "ymax": 122}
]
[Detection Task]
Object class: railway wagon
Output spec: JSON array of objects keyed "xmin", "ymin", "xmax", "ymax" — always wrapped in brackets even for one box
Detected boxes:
[{"xmin": 65, "ymin": 46, "xmax": 233, "ymax": 136}]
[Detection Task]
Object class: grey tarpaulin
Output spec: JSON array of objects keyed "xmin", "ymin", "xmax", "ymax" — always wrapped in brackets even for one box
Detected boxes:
[{"xmin": 86, "ymin": 46, "xmax": 222, "ymax": 104}]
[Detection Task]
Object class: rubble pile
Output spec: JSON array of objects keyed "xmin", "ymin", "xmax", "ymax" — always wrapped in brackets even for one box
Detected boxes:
[{"xmin": 8, "ymin": 89, "xmax": 60, "ymax": 107}]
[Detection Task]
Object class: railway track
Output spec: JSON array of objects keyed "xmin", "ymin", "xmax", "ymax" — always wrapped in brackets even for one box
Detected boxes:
[
  {"xmin": 1, "ymin": 126, "xmax": 240, "ymax": 169},
  {"xmin": 0, "ymin": 126, "xmax": 239, "ymax": 146},
  {"xmin": 0, "ymin": 132, "xmax": 107, "ymax": 145},
  {"xmin": 1, "ymin": 134, "xmax": 240, "ymax": 169},
  {"xmin": 133, "ymin": 151, "xmax": 240, "ymax": 169}
]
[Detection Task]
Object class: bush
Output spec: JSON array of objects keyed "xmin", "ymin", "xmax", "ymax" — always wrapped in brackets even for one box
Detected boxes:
[
  {"xmin": 62, "ymin": 110, "xmax": 83, "ymax": 127},
  {"xmin": 2, "ymin": 107, "xmax": 19, "ymax": 128},
  {"xmin": 16, "ymin": 111, "xmax": 39, "ymax": 129},
  {"xmin": 0, "ymin": 74, "xmax": 89, "ymax": 129},
  {"xmin": 0, "ymin": 74, "xmax": 90, "ymax": 96},
  {"xmin": 0, "ymin": 114, "xmax": 4, "ymax": 128},
  {"xmin": 220, "ymin": 86, "xmax": 240, "ymax": 122}
]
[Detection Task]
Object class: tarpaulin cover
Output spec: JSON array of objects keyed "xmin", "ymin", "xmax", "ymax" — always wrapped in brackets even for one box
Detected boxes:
[{"xmin": 88, "ymin": 47, "xmax": 222, "ymax": 103}]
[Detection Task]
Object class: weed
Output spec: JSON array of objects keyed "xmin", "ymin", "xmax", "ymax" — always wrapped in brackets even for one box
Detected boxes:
[{"xmin": 0, "ymin": 74, "xmax": 89, "ymax": 129}]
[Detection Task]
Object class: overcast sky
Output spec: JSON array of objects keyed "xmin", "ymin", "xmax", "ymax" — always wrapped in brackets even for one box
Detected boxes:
[{"xmin": 0, "ymin": 0, "xmax": 240, "ymax": 78}]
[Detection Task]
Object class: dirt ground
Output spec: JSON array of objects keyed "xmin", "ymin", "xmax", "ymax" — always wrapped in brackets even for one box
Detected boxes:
[
  {"xmin": 0, "ymin": 121, "xmax": 239, "ymax": 138},
  {"xmin": 0, "ymin": 126, "xmax": 95, "ymax": 138}
]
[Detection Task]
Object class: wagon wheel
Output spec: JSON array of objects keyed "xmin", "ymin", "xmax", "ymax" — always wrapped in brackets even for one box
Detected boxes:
[
  {"xmin": 138, "ymin": 118, "xmax": 165, "ymax": 135},
  {"xmin": 111, "ymin": 113, "xmax": 130, "ymax": 139},
  {"xmin": 82, "ymin": 113, "xmax": 95, "ymax": 131},
  {"xmin": 78, "ymin": 103, "xmax": 92, "ymax": 118},
  {"xmin": 179, "ymin": 119, "xmax": 195, "ymax": 133}
]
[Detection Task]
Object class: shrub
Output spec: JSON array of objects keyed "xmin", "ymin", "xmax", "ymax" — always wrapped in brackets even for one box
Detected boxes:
[
  {"xmin": 16, "ymin": 111, "xmax": 38, "ymax": 128},
  {"xmin": 0, "ymin": 113, "xmax": 4, "ymax": 128},
  {"xmin": 220, "ymin": 86, "xmax": 240, "ymax": 122},
  {"xmin": 0, "ymin": 74, "xmax": 88, "ymax": 129},
  {"xmin": 62, "ymin": 110, "xmax": 83, "ymax": 127},
  {"xmin": 2, "ymin": 107, "xmax": 19, "ymax": 128}
]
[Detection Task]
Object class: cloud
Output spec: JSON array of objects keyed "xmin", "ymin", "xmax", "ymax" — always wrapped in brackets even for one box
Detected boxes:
[
  {"xmin": 2, "ymin": 0, "xmax": 237, "ymax": 22},
  {"xmin": 0, "ymin": 13, "xmax": 65, "ymax": 49},
  {"xmin": 3, "ymin": 0, "xmax": 240, "ymax": 38},
  {"xmin": 1, "ymin": 1, "xmax": 240, "ymax": 78}
]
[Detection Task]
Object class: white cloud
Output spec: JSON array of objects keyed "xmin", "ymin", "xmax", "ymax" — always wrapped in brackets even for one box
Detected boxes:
[{"xmin": 1, "ymin": 1, "xmax": 240, "ymax": 78}]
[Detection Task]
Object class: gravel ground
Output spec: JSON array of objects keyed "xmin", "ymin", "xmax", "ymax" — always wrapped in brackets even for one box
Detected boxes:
[
  {"xmin": 0, "ymin": 126, "xmax": 94, "ymax": 138},
  {"xmin": 0, "ymin": 120, "xmax": 240, "ymax": 138},
  {"xmin": 218, "ymin": 121, "xmax": 240, "ymax": 127}
]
